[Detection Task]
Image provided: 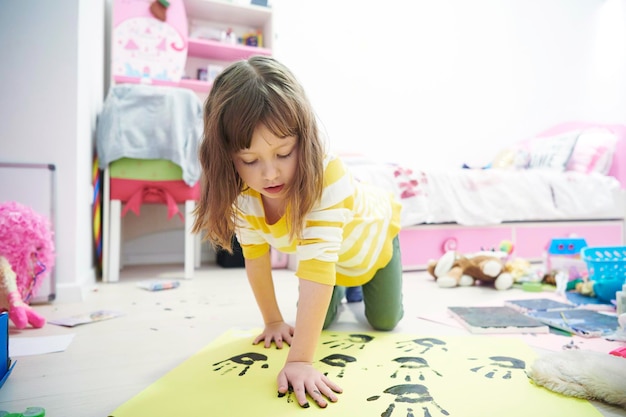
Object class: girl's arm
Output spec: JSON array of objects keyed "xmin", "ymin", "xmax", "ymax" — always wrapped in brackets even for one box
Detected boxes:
[
  {"xmin": 287, "ymin": 278, "xmax": 332, "ymax": 362},
  {"xmin": 278, "ymin": 278, "xmax": 342, "ymax": 408},
  {"xmin": 245, "ymin": 252, "xmax": 294, "ymax": 348},
  {"xmin": 246, "ymin": 254, "xmax": 343, "ymax": 407}
]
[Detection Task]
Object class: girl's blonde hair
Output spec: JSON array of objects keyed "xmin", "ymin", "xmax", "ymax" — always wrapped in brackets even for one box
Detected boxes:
[{"xmin": 192, "ymin": 56, "xmax": 324, "ymax": 252}]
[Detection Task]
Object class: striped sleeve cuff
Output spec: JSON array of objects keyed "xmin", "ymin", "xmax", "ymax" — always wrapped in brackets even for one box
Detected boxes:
[{"xmin": 296, "ymin": 258, "xmax": 336, "ymax": 285}]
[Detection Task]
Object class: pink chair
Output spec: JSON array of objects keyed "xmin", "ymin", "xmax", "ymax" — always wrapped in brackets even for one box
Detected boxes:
[
  {"xmin": 102, "ymin": 160, "xmax": 201, "ymax": 282},
  {"xmin": 97, "ymin": 84, "xmax": 203, "ymax": 282}
]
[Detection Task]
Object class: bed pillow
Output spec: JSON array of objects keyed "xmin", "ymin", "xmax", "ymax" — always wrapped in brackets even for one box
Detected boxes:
[
  {"xmin": 566, "ymin": 127, "xmax": 618, "ymax": 175},
  {"xmin": 491, "ymin": 146, "xmax": 530, "ymax": 170},
  {"xmin": 526, "ymin": 131, "xmax": 580, "ymax": 171}
]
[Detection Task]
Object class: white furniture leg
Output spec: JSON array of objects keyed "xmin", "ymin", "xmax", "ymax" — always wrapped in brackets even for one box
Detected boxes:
[
  {"xmin": 108, "ymin": 199, "xmax": 122, "ymax": 283},
  {"xmin": 184, "ymin": 200, "xmax": 195, "ymax": 279},
  {"xmin": 102, "ymin": 167, "xmax": 111, "ymax": 282},
  {"xmin": 194, "ymin": 233, "xmax": 201, "ymax": 269}
]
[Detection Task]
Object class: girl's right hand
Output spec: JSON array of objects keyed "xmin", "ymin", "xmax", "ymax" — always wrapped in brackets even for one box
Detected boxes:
[{"xmin": 253, "ymin": 321, "xmax": 295, "ymax": 349}]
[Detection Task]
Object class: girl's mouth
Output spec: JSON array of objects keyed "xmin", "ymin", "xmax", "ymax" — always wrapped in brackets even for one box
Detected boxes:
[{"xmin": 264, "ymin": 184, "xmax": 284, "ymax": 194}]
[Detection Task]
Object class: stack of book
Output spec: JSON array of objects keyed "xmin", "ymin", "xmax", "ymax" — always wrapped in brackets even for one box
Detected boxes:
[{"xmin": 447, "ymin": 298, "xmax": 619, "ymax": 337}]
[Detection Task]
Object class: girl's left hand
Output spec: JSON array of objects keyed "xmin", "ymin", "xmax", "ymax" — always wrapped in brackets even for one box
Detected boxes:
[
  {"xmin": 277, "ymin": 361, "xmax": 342, "ymax": 408},
  {"xmin": 253, "ymin": 321, "xmax": 294, "ymax": 349}
]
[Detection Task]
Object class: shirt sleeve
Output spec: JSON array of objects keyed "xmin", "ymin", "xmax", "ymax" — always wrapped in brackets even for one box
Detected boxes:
[{"xmin": 234, "ymin": 200, "xmax": 270, "ymax": 259}]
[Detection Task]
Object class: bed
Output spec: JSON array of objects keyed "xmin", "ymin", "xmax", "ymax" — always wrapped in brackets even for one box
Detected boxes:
[{"xmin": 344, "ymin": 122, "xmax": 626, "ymax": 270}]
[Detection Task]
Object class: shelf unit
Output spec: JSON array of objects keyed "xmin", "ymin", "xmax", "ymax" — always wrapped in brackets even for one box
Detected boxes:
[
  {"xmin": 104, "ymin": 0, "xmax": 274, "ymax": 276},
  {"xmin": 114, "ymin": 0, "xmax": 273, "ymax": 94},
  {"xmin": 113, "ymin": 39, "xmax": 270, "ymax": 93}
]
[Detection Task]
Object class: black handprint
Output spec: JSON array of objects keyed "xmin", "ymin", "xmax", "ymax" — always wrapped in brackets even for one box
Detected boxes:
[
  {"xmin": 212, "ymin": 352, "xmax": 269, "ymax": 376},
  {"xmin": 390, "ymin": 357, "xmax": 442, "ymax": 382},
  {"xmin": 319, "ymin": 353, "xmax": 356, "ymax": 378},
  {"xmin": 395, "ymin": 338, "xmax": 449, "ymax": 354},
  {"xmin": 367, "ymin": 384, "xmax": 450, "ymax": 417},
  {"xmin": 469, "ymin": 355, "xmax": 525, "ymax": 379},
  {"xmin": 322, "ymin": 333, "xmax": 374, "ymax": 350}
]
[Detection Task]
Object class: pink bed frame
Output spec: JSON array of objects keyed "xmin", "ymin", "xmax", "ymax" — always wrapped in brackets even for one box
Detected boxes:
[{"xmin": 399, "ymin": 122, "xmax": 626, "ymax": 270}]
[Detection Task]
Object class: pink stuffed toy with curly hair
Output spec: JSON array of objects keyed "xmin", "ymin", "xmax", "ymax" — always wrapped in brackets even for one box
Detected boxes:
[{"xmin": 0, "ymin": 201, "xmax": 55, "ymax": 329}]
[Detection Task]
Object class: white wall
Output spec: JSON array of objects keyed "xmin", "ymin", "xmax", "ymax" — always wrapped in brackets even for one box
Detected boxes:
[
  {"xmin": 271, "ymin": 0, "xmax": 626, "ymax": 168},
  {"xmin": 0, "ymin": 0, "xmax": 105, "ymax": 301}
]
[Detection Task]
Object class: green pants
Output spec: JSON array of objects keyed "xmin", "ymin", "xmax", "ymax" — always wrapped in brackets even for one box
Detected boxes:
[{"xmin": 323, "ymin": 236, "xmax": 404, "ymax": 331}]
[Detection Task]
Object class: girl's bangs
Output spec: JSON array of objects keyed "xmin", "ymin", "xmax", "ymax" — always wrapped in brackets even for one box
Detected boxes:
[
  {"xmin": 262, "ymin": 96, "xmax": 299, "ymax": 139},
  {"xmin": 221, "ymin": 88, "xmax": 264, "ymax": 152},
  {"xmin": 221, "ymin": 79, "xmax": 300, "ymax": 151}
]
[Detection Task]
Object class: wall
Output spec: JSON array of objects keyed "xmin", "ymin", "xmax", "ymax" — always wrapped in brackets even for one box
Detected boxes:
[
  {"xmin": 0, "ymin": 0, "xmax": 105, "ymax": 301},
  {"xmin": 271, "ymin": 0, "xmax": 626, "ymax": 169}
]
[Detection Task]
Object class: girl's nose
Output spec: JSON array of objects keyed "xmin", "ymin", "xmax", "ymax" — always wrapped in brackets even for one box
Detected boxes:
[{"xmin": 263, "ymin": 162, "xmax": 279, "ymax": 180}]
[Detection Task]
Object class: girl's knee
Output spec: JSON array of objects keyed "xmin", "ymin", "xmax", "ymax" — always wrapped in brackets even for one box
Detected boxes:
[{"xmin": 367, "ymin": 311, "xmax": 403, "ymax": 331}]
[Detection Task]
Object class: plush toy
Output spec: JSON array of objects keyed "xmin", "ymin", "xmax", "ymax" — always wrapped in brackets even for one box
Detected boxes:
[
  {"xmin": 527, "ymin": 348, "xmax": 626, "ymax": 409},
  {"xmin": 427, "ymin": 250, "xmax": 514, "ymax": 290},
  {"xmin": 504, "ymin": 257, "xmax": 541, "ymax": 283},
  {"xmin": 0, "ymin": 201, "xmax": 55, "ymax": 329}
]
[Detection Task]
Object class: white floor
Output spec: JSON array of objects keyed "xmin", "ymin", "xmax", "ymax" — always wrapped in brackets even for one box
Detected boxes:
[{"xmin": 0, "ymin": 264, "xmax": 624, "ymax": 417}]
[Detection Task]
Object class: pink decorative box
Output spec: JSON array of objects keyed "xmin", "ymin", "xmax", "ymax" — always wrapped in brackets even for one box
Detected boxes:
[{"xmin": 544, "ymin": 238, "xmax": 588, "ymax": 280}]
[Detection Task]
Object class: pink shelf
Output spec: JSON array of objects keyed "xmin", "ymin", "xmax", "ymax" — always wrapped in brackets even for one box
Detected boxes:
[
  {"xmin": 113, "ymin": 75, "xmax": 212, "ymax": 94},
  {"xmin": 187, "ymin": 38, "xmax": 272, "ymax": 61},
  {"xmin": 113, "ymin": 40, "xmax": 271, "ymax": 94}
]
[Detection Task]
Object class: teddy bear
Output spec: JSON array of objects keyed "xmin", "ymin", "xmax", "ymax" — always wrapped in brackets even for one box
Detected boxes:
[
  {"xmin": 0, "ymin": 201, "xmax": 54, "ymax": 329},
  {"xmin": 427, "ymin": 250, "xmax": 514, "ymax": 290}
]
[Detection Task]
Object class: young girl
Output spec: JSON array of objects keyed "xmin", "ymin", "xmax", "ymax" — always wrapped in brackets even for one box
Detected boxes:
[{"xmin": 192, "ymin": 56, "xmax": 404, "ymax": 408}]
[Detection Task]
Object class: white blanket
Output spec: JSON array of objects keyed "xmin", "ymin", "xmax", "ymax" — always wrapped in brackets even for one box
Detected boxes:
[{"xmin": 345, "ymin": 159, "xmax": 622, "ymax": 228}]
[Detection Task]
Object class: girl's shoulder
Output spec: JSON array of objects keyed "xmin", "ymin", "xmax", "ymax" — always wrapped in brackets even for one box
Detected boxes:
[
  {"xmin": 322, "ymin": 153, "xmax": 352, "ymax": 188},
  {"xmin": 236, "ymin": 188, "xmax": 263, "ymax": 214},
  {"xmin": 323, "ymin": 152, "xmax": 347, "ymax": 172}
]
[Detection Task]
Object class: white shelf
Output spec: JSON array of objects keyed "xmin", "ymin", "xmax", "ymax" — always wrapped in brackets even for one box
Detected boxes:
[
  {"xmin": 185, "ymin": 0, "xmax": 271, "ymax": 28},
  {"xmin": 187, "ymin": 37, "xmax": 271, "ymax": 61}
]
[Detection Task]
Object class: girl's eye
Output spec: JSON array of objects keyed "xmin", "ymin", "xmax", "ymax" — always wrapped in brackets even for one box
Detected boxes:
[
  {"xmin": 242, "ymin": 159, "xmax": 257, "ymax": 166},
  {"xmin": 277, "ymin": 151, "xmax": 292, "ymax": 159}
]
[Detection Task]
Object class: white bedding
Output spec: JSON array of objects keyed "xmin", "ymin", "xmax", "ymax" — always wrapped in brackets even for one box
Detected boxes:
[{"xmin": 345, "ymin": 159, "xmax": 623, "ymax": 228}]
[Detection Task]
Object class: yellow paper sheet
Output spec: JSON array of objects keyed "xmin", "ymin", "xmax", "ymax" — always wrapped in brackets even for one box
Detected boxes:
[{"xmin": 110, "ymin": 329, "xmax": 601, "ymax": 417}]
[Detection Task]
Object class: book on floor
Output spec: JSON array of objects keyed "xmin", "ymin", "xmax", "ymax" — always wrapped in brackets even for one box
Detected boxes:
[
  {"xmin": 526, "ymin": 309, "xmax": 619, "ymax": 338},
  {"xmin": 504, "ymin": 298, "xmax": 575, "ymax": 313},
  {"xmin": 447, "ymin": 306, "xmax": 550, "ymax": 334}
]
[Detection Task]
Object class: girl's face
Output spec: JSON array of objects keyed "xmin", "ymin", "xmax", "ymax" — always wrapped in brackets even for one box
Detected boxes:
[{"xmin": 232, "ymin": 123, "xmax": 298, "ymax": 204}]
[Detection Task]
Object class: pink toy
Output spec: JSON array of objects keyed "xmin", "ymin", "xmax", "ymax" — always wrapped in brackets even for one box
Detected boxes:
[{"xmin": 0, "ymin": 201, "xmax": 55, "ymax": 329}]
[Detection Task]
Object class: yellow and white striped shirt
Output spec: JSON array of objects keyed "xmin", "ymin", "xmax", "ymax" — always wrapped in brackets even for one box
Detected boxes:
[{"xmin": 235, "ymin": 154, "xmax": 402, "ymax": 286}]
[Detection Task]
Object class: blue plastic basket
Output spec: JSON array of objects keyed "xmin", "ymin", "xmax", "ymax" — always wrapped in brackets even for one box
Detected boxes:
[{"xmin": 581, "ymin": 246, "xmax": 626, "ymax": 283}]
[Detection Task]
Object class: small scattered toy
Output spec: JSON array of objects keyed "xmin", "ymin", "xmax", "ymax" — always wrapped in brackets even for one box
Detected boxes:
[
  {"xmin": 0, "ymin": 201, "xmax": 55, "ymax": 329},
  {"xmin": 0, "ymin": 407, "xmax": 45, "ymax": 417},
  {"xmin": 566, "ymin": 276, "xmax": 624, "ymax": 304},
  {"xmin": 544, "ymin": 237, "xmax": 588, "ymax": 281}
]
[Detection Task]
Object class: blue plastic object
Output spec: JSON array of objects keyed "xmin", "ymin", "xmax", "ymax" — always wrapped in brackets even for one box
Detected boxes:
[{"xmin": 582, "ymin": 246, "xmax": 626, "ymax": 283}]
